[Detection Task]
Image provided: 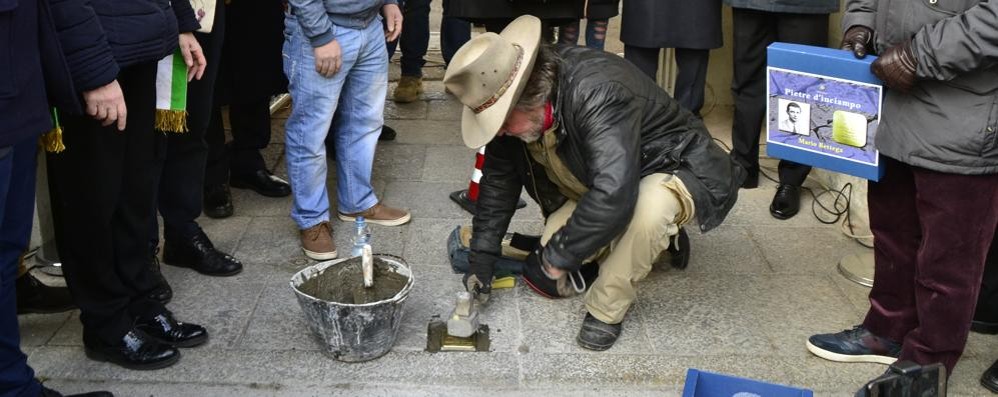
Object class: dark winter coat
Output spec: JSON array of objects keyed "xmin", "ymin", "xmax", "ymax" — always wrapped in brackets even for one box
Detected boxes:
[
  {"xmin": 470, "ymin": 46, "xmax": 744, "ymax": 270},
  {"xmin": 843, "ymin": 0, "xmax": 998, "ymax": 175},
  {"xmin": 446, "ymin": 0, "xmax": 583, "ymax": 23},
  {"xmin": 723, "ymin": 0, "xmax": 838, "ymax": 14},
  {"xmin": 2, "ymin": 0, "xmax": 54, "ymax": 146},
  {"xmin": 584, "ymin": 0, "xmax": 619, "ymax": 19},
  {"xmin": 48, "ymin": 0, "xmax": 197, "ymax": 93},
  {"xmin": 621, "ymin": 0, "xmax": 722, "ymax": 49},
  {"xmin": 215, "ymin": 0, "xmax": 287, "ymax": 105}
]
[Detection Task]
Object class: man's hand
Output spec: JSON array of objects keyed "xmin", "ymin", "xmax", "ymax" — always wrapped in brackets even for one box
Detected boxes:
[
  {"xmin": 178, "ymin": 32, "xmax": 207, "ymax": 81},
  {"xmin": 83, "ymin": 80, "xmax": 127, "ymax": 131},
  {"xmin": 872, "ymin": 39, "xmax": 918, "ymax": 93},
  {"xmin": 464, "ymin": 250, "xmax": 497, "ymax": 303},
  {"xmin": 314, "ymin": 39, "xmax": 342, "ymax": 78},
  {"xmin": 382, "ymin": 3, "xmax": 402, "ymax": 42},
  {"xmin": 841, "ymin": 25, "xmax": 874, "ymax": 59}
]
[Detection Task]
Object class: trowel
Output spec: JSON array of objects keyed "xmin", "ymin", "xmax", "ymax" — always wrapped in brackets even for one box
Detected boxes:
[{"xmin": 350, "ymin": 245, "xmax": 378, "ymax": 303}]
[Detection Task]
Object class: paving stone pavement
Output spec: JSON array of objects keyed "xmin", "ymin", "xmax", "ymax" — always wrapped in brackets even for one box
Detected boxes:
[{"xmin": 20, "ymin": 78, "xmax": 998, "ymax": 397}]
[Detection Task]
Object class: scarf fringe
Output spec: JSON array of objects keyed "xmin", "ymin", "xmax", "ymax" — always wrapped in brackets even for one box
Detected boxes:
[
  {"xmin": 40, "ymin": 125, "xmax": 66, "ymax": 153},
  {"xmin": 155, "ymin": 109, "xmax": 189, "ymax": 133}
]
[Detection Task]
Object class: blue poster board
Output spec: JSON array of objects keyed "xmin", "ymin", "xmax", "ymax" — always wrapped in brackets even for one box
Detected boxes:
[
  {"xmin": 682, "ymin": 369, "xmax": 813, "ymax": 397},
  {"xmin": 766, "ymin": 43, "xmax": 885, "ymax": 181}
]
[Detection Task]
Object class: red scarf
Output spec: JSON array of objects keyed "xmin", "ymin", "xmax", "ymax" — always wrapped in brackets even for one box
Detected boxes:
[{"xmin": 542, "ymin": 102, "xmax": 554, "ymax": 131}]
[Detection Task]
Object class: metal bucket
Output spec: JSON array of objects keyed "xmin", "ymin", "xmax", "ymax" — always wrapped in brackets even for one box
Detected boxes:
[{"xmin": 290, "ymin": 254, "xmax": 414, "ymax": 362}]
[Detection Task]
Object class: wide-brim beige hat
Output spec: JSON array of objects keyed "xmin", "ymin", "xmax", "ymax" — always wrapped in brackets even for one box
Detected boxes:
[{"xmin": 443, "ymin": 15, "xmax": 542, "ymax": 148}]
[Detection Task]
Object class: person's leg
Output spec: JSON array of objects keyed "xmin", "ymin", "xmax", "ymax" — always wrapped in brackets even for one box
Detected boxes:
[
  {"xmin": 972, "ymin": 231, "xmax": 998, "ymax": 332},
  {"xmin": 0, "ymin": 138, "xmax": 43, "ymax": 397},
  {"xmin": 557, "ymin": 19, "xmax": 581, "ymax": 46},
  {"xmin": 202, "ymin": 104, "xmax": 234, "ymax": 218},
  {"xmin": 584, "ymin": 18, "xmax": 608, "ymax": 51},
  {"xmin": 623, "ymin": 45, "xmax": 660, "ymax": 81},
  {"xmin": 332, "ymin": 22, "xmax": 388, "ymax": 216},
  {"xmin": 897, "ymin": 165, "xmax": 998, "ymax": 374},
  {"xmin": 50, "ymin": 63, "xmax": 170, "ymax": 349},
  {"xmin": 729, "ymin": 8, "xmax": 775, "ymax": 189},
  {"xmin": 862, "ymin": 157, "xmax": 921, "ymax": 342},
  {"xmin": 672, "ymin": 48, "xmax": 710, "ymax": 117},
  {"xmin": 773, "ymin": 12, "xmax": 826, "ymax": 187},
  {"xmin": 440, "ymin": 0, "xmax": 471, "ymax": 66},
  {"xmin": 399, "ymin": 0, "xmax": 429, "ymax": 78},
  {"xmin": 585, "ymin": 173, "xmax": 694, "ymax": 324},
  {"xmin": 229, "ymin": 98, "xmax": 275, "ymax": 181},
  {"xmin": 283, "ymin": 18, "xmax": 351, "ymax": 231},
  {"xmin": 159, "ymin": 12, "xmax": 225, "ymax": 242}
]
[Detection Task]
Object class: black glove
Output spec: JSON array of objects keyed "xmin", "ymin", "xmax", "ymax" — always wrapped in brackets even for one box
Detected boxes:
[
  {"xmin": 871, "ymin": 39, "xmax": 918, "ymax": 93},
  {"xmin": 464, "ymin": 250, "xmax": 497, "ymax": 303},
  {"xmin": 841, "ymin": 25, "xmax": 874, "ymax": 58}
]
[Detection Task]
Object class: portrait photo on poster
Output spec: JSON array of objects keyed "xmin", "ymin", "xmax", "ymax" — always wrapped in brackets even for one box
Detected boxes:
[{"xmin": 777, "ymin": 99, "xmax": 810, "ymax": 136}]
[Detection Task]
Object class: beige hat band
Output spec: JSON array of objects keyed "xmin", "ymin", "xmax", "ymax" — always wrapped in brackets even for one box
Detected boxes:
[{"xmin": 471, "ymin": 44, "xmax": 524, "ymax": 114}]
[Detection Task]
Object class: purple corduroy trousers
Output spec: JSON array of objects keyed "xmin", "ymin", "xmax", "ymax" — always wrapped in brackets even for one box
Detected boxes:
[{"xmin": 863, "ymin": 156, "xmax": 998, "ymax": 374}]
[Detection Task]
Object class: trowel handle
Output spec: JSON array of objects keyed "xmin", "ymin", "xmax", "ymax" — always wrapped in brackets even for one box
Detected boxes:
[{"xmin": 362, "ymin": 244, "xmax": 374, "ymax": 288}]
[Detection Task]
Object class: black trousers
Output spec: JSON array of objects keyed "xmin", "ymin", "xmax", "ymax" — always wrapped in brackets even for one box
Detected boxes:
[
  {"xmin": 624, "ymin": 46, "xmax": 710, "ymax": 117},
  {"xmin": 47, "ymin": 62, "xmax": 166, "ymax": 346},
  {"xmin": 155, "ymin": 3, "xmax": 225, "ymax": 241},
  {"xmin": 729, "ymin": 8, "xmax": 827, "ymax": 186},
  {"xmin": 204, "ymin": 98, "xmax": 272, "ymax": 187}
]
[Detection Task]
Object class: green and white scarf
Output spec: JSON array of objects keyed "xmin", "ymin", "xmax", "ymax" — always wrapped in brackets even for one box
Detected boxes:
[{"xmin": 155, "ymin": 48, "xmax": 189, "ymax": 133}]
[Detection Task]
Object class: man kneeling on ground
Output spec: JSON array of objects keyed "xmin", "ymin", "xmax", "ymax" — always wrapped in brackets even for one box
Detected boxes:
[{"xmin": 443, "ymin": 15, "xmax": 744, "ymax": 351}]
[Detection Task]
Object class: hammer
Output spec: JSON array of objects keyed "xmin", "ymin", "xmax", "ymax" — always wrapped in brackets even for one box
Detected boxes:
[{"xmin": 446, "ymin": 291, "xmax": 480, "ymax": 338}]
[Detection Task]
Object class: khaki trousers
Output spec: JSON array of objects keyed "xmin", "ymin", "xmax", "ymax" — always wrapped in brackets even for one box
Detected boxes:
[{"xmin": 541, "ymin": 173, "xmax": 694, "ymax": 324}]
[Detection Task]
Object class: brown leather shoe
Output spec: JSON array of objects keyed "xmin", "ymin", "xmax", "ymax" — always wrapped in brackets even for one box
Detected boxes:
[
  {"xmin": 337, "ymin": 203, "xmax": 411, "ymax": 226},
  {"xmin": 301, "ymin": 221, "xmax": 337, "ymax": 260}
]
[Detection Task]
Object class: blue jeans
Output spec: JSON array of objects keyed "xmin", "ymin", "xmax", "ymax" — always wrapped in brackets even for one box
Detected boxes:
[
  {"xmin": 283, "ymin": 16, "xmax": 387, "ymax": 229},
  {"xmin": 0, "ymin": 138, "xmax": 41, "ymax": 397}
]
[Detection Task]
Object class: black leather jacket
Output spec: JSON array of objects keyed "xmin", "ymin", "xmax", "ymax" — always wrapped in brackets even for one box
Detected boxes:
[{"xmin": 471, "ymin": 46, "xmax": 745, "ymax": 270}]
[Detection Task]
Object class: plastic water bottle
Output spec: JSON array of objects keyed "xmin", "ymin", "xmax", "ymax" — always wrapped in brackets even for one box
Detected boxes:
[{"xmin": 351, "ymin": 216, "xmax": 372, "ymax": 257}]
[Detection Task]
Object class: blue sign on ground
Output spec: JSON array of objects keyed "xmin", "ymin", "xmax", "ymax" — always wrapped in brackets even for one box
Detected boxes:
[
  {"xmin": 766, "ymin": 42, "xmax": 884, "ymax": 181},
  {"xmin": 682, "ymin": 368, "xmax": 813, "ymax": 397}
]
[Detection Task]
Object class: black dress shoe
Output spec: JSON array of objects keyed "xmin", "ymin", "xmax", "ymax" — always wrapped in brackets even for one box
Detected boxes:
[
  {"xmin": 770, "ymin": 183, "xmax": 801, "ymax": 220},
  {"xmin": 203, "ymin": 184, "xmax": 234, "ymax": 219},
  {"xmin": 666, "ymin": 227, "xmax": 691, "ymax": 270},
  {"xmin": 972, "ymin": 317, "xmax": 998, "ymax": 334},
  {"xmin": 136, "ymin": 311, "xmax": 208, "ymax": 348},
  {"xmin": 15, "ymin": 272, "xmax": 75, "ymax": 314},
  {"xmin": 84, "ymin": 329, "xmax": 179, "ymax": 370},
  {"xmin": 230, "ymin": 169, "xmax": 291, "ymax": 198},
  {"xmin": 576, "ymin": 312, "xmax": 622, "ymax": 351},
  {"xmin": 982, "ymin": 359, "xmax": 998, "ymax": 393},
  {"xmin": 163, "ymin": 229, "xmax": 243, "ymax": 277},
  {"xmin": 379, "ymin": 125, "xmax": 397, "ymax": 141},
  {"xmin": 40, "ymin": 386, "xmax": 114, "ymax": 397},
  {"xmin": 147, "ymin": 253, "xmax": 173, "ymax": 305}
]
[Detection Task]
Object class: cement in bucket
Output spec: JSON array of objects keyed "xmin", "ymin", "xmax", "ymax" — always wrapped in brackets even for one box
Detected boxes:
[{"xmin": 290, "ymin": 254, "xmax": 414, "ymax": 362}]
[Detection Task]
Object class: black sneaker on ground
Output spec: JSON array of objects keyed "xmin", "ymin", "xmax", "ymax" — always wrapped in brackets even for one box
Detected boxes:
[
  {"xmin": 230, "ymin": 169, "xmax": 291, "ymax": 198},
  {"xmin": 40, "ymin": 386, "xmax": 114, "ymax": 397},
  {"xmin": 163, "ymin": 229, "xmax": 243, "ymax": 277},
  {"xmin": 521, "ymin": 250, "xmax": 597, "ymax": 299},
  {"xmin": 15, "ymin": 272, "xmax": 75, "ymax": 314},
  {"xmin": 577, "ymin": 312, "xmax": 622, "ymax": 351},
  {"xmin": 667, "ymin": 227, "xmax": 691, "ymax": 270},
  {"xmin": 806, "ymin": 325, "xmax": 901, "ymax": 365}
]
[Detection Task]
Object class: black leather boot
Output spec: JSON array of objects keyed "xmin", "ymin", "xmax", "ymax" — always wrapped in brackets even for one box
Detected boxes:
[
  {"xmin": 667, "ymin": 228, "xmax": 691, "ymax": 270},
  {"xmin": 576, "ymin": 312, "xmax": 622, "ymax": 351},
  {"xmin": 83, "ymin": 329, "xmax": 180, "ymax": 370},
  {"xmin": 203, "ymin": 183, "xmax": 234, "ymax": 219},
  {"xmin": 983, "ymin": 359, "xmax": 998, "ymax": 393},
  {"xmin": 163, "ymin": 229, "xmax": 243, "ymax": 276},
  {"xmin": 230, "ymin": 169, "xmax": 291, "ymax": 198},
  {"xmin": 15, "ymin": 273, "xmax": 75, "ymax": 314},
  {"xmin": 136, "ymin": 311, "xmax": 208, "ymax": 348}
]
